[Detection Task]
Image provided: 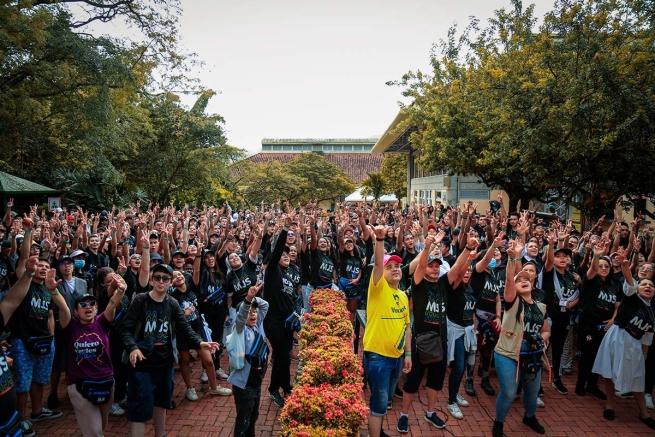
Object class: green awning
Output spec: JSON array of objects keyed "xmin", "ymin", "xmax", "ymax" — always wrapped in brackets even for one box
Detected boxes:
[{"xmin": 0, "ymin": 171, "xmax": 59, "ymax": 195}]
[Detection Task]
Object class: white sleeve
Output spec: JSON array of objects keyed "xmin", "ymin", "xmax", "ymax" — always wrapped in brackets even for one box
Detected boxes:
[
  {"xmin": 641, "ymin": 331, "xmax": 654, "ymax": 346},
  {"xmin": 623, "ymin": 280, "xmax": 638, "ymax": 296}
]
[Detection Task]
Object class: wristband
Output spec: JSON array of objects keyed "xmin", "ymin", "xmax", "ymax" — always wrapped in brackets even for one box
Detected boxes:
[
  {"xmin": 283, "ymin": 226, "xmax": 290, "ymax": 231},
  {"xmin": 404, "ymin": 352, "xmax": 411, "ymax": 357},
  {"xmin": 490, "ymin": 244, "xmax": 497, "ymax": 249},
  {"xmin": 423, "ymin": 246, "xmax": 431, "ymax": 252},
  {"xmin": 184, "ymin": 227, "xmax": 188, "ymax": 230},
  {"xmin": 465, "ymin": 246, "xmax": 475, "ymax": 251},
  {"xmin": 24, "ymin": 230, "xmax": 33, "ymax": 235},
  {"xmin": 143, "ymin": 245, "xmax": 150, "ymax": 250},
  {"xmin": 417, "ymin": 233, "xmax": 423, "ymax": 237},
  {"xmin": 376, "ymin": 238, "xmax": 385, "ymax": 242},
  {"xmin": 508, "ymin": 258, "xmax": 516, "ymax": 263},
  {"xmin": 43, "ymin": 248, "xmax": 51, "ymax": 252},
  {"xmin": 593, "ymin": 254, "xmax": 601, "ymax": 259},
  {"xmin": 24, "ymin": 272, "xmax": 35, "ymax": 278},
  {"xmin": 50, "ymin": 290, "xmax": 59, "ymax": 296}
]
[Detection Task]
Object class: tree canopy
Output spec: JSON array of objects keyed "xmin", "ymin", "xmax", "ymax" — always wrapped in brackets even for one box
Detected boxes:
[
  {"xmin": 380, "ymin": 154, "xmax": 407, "ymax": 200},
  {"xmin": 392, "ymin": 0, "xmax": 655, "ymax": 214},
  {"xmin": 0, "ymin": 0, "xmax": 243, "ymax": 209},
  {"xmin": 235, "ymin": 153, "xmax": 355, "ymax": 206}
]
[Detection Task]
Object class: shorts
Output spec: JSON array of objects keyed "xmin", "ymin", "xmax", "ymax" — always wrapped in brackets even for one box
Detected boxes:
[
  {"xmin": 176, "ymin": 323, "xmax": 207, "ymax": 352},
  {"xmin": 10, "ymin": 338, "xmax": 54, "ymax": 393},
  {"xmin": 338, "ymin": 277, "xmax": 361, "ymax": 301},
  {"xmin": 402, "ymin": 341, "xmax": 448, "ymax": 393},
  {"xmin": 363, "ymin": 352, "xmax": 403, "ymax": 416},
  {"xmin": 126, "ymin": 366, "xmax": 174, "ymax": 422}
]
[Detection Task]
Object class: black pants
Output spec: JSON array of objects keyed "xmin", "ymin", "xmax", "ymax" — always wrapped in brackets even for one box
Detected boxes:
[
  {"xmin": 204, "ymin": 309, "xmax": 226, "ymax": 367},
  {"xmin": 646, "ymin": 343, "xmax": 655, "ymax": 395},
  {"xmin": 264, "ymin": 320, "xmax": 293, "ymax": 395},
  {"xmin": 233, "ymin": 384, "xmax": 261, "ymax": 437},
  {"xmin": 550, "ymin": 315, "xmax": 569, "ymax": 379},
  {"xmin": 576, "ymin": 318, "xmax": 604, "ymax": 389},
  {"xmin": 109, "ymin": 329, "xmax": 128, "ymax": 402}
]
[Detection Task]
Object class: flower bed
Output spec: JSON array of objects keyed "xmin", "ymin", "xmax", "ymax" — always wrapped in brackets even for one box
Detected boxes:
[{"xmin": 281, "ymin": 288, "xmax": 367, "ymax": 437}]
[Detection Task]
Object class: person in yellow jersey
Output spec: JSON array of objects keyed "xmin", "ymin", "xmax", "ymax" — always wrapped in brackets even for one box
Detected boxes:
[{"xmin": 363, "ymin": 225, "xmax": 412, "ymax": 437}]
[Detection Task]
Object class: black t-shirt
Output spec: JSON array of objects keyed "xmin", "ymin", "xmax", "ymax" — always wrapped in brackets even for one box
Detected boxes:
[
  {"xmin": 169, "ymin": 288, "xmax": 202, "ymax": 330},
  {"xmin": 0, "ymin": 311, "xmax": 17, "ymax": 423},
  {"xmin": 399, "ymin": 247, "xmax": 418, "ymax": 266},
  {"xmin": 197, "ymin": 270, "xmax": 227, "ymax": 315},
  {"xmin": 506, "ymin": 297, "xmax": 545, "ymax": 334},
  {"xmin": 84, "ymin": 249, "xmax": 109, "ymax": 279},
  {"xmin": 541, "ymin": 267, "xmax": 577, "ymax": 318},
  {"xmin": 0, "ymin": 256, "xmax": 14, "ymax": 294},
  {"xmin": 8, "ymin": 282, "xmax": 54, "ymax": 340},
  {"xmin": 226, "ymin": 258, "xmax": 259, "ymax": 309},
  {"xmin": 446, "ymin": 281, "xmax": 476, "ymax": 327},
  {"xmin": 264, "ymin": 229, "xmax": 296, "ymax": 323},
  {"xmin": 411, "ymin": 274, "xmax": 448, "ymax": 339},
  {"xmin": 339, "ymin": 250, "xmax": 362, "ymax": 280},
  {"xmin": 615, "ymin": 293, "xmax": 655, "ymax": 340},
  {"xmin": 470, "ymin": 269, "xmax": 501, "ymax": 314},
  {"xmin": 579, "ymin": 275, "xmax": 621, "ymax": 323},
  {"xmin": 310, "ymin": 248, "xmax": 334, "ymax": 288}
]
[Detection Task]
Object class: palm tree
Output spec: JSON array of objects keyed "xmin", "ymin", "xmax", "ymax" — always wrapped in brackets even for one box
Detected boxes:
[{"xmin": 360, "ymin": 172, "xmax": 385, "ymax": 201}]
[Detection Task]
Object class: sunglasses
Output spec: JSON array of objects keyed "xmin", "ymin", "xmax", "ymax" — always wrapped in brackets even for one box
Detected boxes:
[
  {"xmin": 78, "ymin": 301, "xmax": 97, "ymax": 308},
  {"xmin": 131, "ymin": 256, "xmax": 142, "ymax": 260},
  {"xmin": 152, "ymin": 275, "xmax": 172, "ymax": 283},
  {"xmin": 287, "ymin": 232, "xmax": 295, "ymax": 237},
  {"xmin": 640, "ymin": 267, "xmax": 654, "ymax": 273},
  {"xmin": 151, "ymin": 259, "xmax": 163, "ymax": 265}
]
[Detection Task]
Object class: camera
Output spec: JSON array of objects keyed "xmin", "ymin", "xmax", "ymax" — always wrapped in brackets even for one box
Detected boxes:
[{"xmin": 524, "ymin": 332, "xmax": 545, "ymax": 350}]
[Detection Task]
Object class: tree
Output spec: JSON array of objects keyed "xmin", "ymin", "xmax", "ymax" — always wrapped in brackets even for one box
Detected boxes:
[
  {"xmin": 392, "ymin": 0, "xmax": 655, "ymax": 214},
  {"xmin": 380, "ymin": 154, "xmax": 407, "ymax": 200},
  {"xmin": 238, "ymin": 153, "xmax": 355, "ymax": 205},
  {"xmin": 360, "ymin": 172, "xmax": 386, "ymax": 201}
]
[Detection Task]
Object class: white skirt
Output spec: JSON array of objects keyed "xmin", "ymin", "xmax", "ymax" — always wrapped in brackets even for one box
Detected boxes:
[{"xmin": 592, "ymin": 324, "xmax": 645, "ymax": 393}]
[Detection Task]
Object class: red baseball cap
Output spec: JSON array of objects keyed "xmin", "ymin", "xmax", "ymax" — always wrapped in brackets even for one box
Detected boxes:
[{"xmin": 383, "ymin": 254, "xmax": 402, "ymax": 266}]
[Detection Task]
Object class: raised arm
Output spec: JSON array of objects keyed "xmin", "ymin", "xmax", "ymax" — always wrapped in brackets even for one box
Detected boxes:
[
  {"xmin": 0, "ymin": 257, "xmax": 36, "ymax": 323},
  {"xmin": 139, "ymin": 235, "xmax": 150, "ymax": 288},
  {"xmin": 447, "ymin": 233, "xmax": 476, "ymax": 285},
  {"xmin": 476, "ymin": 232, "xmax": 505, "ymax": 273},
  {"xmin": 46, "ymin": 268, "xmax": 71, "ymax": 329},
  {"xmin": 543, "ymin": 230, "xmax": 557, "ymax": 272},
  {"xmin": 504, "ymin": 240, "xmax": 520, "ymax": 304},
  {"xmin": 372, "ymin": 225, "xmax": 388, "ymax": 286},
  {"xmin": 104, "ymin": 273, "xmax": 127, "ymax": 323}
]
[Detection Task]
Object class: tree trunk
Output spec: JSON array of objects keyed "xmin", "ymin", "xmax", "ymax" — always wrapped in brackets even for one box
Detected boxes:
[{"xmin": 507, "ymin": 192, "xmax": 532, "ymax": 214}]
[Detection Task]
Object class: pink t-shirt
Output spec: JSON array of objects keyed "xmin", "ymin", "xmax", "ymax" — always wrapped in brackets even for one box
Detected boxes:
[{"xmin": 65, "ymin": 313, "xmax": 113, "ymax": 385}]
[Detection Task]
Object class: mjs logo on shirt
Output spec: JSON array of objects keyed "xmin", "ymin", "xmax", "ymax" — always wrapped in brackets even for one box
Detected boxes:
[{"xmin": 144, "ymin": 310, "xmax": 170, "ymax": 345}]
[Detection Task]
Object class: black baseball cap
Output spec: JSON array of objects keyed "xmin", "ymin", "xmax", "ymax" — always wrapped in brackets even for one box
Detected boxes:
[
  {"xmin": 171, "ymin": 250, "xmax": 185, "ymax": 259},
  {"xmin": 554, "ymin": 247, "xmax": 573, "ymax": 257},
  {"xmin": 151, "ymin": 263, "xmax": 174, "ymax": 276},
  {"xmin": 427, "ymin": 255, "xmax": 442, "ymax": 265},
  {"xmin": 74, "ymin": 293, "xmax": 97, "ymax": 306}
]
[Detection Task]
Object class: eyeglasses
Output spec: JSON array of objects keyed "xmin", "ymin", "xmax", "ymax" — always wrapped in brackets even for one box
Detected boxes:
[
  {"xmin": 152, "ymin": 275, "xmax": 172, "ymax": 283},
  {"xmin": 78, "ymin": 301, "xmax": 97, "ymax": 308},
  {"xmin": 287, "ymin": 232, "xmax": 295, "ymax": 237},
  {"xmin": 640, "ymin": 267, "xmax": 654, "ymax": 273},
  {"xmin": 59, "ymin": 262, "xmax": 73, "ymax": 267},
  {"xmin": 131, "ymin": 256, "xmax": 142, "ymax": 260}
]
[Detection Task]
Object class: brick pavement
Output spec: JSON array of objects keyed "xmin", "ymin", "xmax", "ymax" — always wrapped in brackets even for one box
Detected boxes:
[{"xmin": 32, "ymin": 331, "xmax": 655, "ymax": 437}]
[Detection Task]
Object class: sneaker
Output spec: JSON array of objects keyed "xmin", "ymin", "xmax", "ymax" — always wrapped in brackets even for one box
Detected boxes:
[
  {"xmin": 646, "ymin": 394, "xmax": 655, "ymax": 410},
  {"xmin": 387, "ymin": 400, "xmax": 392, "ymax": 410},
  {"xmin": 552, "ymin": 379, "xmax": 568, "ymax": 394},
  {"xmin": 110, "ymin": 402, "xmax": 125, "ymax": 416},
  {"xmin": 424, "ymin": 412, "xmax": 446, "ymax": 429},
  {"xmin": 615, "ymin": 391, "xmax": 634, "ymax": 399},
  {"xmin": 47, "ymin": 392, "xmax": 60, "ymax": 409},
  {"xmin": 216, "ymin": 368, "xmax": 230, "ymax": 380},
  {"xmin": 575, "ymin": 383, "xmax": 585, "ymax": 396},
  {"xmin": 397, "ymin": 414, "xmax": 409, "ymax": 433},
  {"xmin": 536, "ymin": 397, "xmax": 545, "ymax": 408},
  {"xmin": 492, "ymin": 420, "xmax": 503, "ymax": 437},
  {"xmin": 185, "ymin": 388, "xmax": 199, "ymax": 401},
  {"xmin": 30, "ymin": 407, "xmax": 62, "ymax": 422},
  {"xmin": 586, "ymin": 385, "xmax": 607, "ymax": 400},
  {"xmin": 603, "ymin": 408, "xmax": 614, "ymax": 421},
  {"xmin": 200, "ymin": 369, "xmax": 208, "ymax": 383},
  {"xmin": 447, "ymin": 402, "xmax": 463, "ymax": 419},
  {"xmin": 522, "ymin": 415, "xmax": 545, "ymax": 434},
  {"xmin": 21, "ymin": 420, "xmax": 35, "ymax": 437},
  {"xmin": 118, "ymin": 397, "xmax": 128, "ymax": 409},
  {"xmin": 639, "ymin": 415, "xmax": 655, "ymax": 431},
  {"xmin": 481, "ymin": 376, "xmax": 495, "ymax": 396},
  {"xmin": 269, "ymin": 390, "xmax": 284, "ymax": 407},
  {"xmin": 209, "ymin": 385, "xmax": 232, "ymax": 396},
  {"xmin": 465, "ymin": 377, "xmax": 476, "ymax": 396},
  {"xmin": 456, "ymin": 393, "xmax": 469, "ymax": 407},
  {"xmin": 394, "ymin": 386, "xmax": 404, "ymax": 399}
]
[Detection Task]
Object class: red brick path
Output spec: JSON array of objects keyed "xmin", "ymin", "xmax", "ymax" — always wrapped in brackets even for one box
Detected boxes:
[{"xmin": 32, "ymin": 330, "xmax": 654, "ymax": 437}]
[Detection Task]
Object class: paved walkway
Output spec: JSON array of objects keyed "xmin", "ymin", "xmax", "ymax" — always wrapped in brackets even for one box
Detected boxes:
[{"xmin": 32, "ymin": 336, "xmax": 654, "ymax": 437}]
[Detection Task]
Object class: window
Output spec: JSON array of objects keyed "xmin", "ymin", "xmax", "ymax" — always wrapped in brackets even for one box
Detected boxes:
[
  {"xmin": 323, "ymin": 145, "xmax": 332, "ymax": 151},
  {"xmin": 262, "ymin": 145, "xmax": 271, "ymax": 151},
  {"xmin": 293, "ymin": 145, "xmax": 303, "ymax": 151},
  {"xmin": 332, "ymin": 145, "xmax": 343, "ymax": 151},
  {"xmin": 303, "ymin": 145, "xmax": 312, "ymax": 151},
  {"xmin": 272, "ymin": 145, "xmax": 282, "ymax": 151},
  {"xmin": 342, "ymin": 145, "xmax": 352, "ymax": 151},
  {"xmin": 459, "ymin": 190, "xmax": 490, "ymax": 200}
]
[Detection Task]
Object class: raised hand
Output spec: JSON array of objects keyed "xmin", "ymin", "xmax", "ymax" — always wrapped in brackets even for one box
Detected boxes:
[{"xmin": 45, "ymin": 268, "xmax": 62, "ymax": 291}]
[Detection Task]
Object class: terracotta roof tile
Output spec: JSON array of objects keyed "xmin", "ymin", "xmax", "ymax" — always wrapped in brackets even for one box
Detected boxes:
[{"xmin": 231, "ymin": 153, "xmax": 383, "ymax": 184}]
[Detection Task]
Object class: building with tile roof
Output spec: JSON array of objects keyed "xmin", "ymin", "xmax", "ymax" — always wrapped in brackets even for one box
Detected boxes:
[{"xmin": 232, "ymin": 139, "xmax": 384, "ymax": 184}]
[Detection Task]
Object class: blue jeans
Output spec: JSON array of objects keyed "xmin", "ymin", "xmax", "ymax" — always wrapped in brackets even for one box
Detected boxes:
[
  {"xmin": 494, "ymin": 351, "xmax": 541, "ymax": 423},
  {"xmin": 301, "ymin": 285, "xmax": 312, "ymax": 314},
  {"xmin": 448, "ymin": 336, "xmax": 468, "ymax": 404},
  {"xmin": 363, "ymin": 352, "xmax": 403, "ymax": 416}
]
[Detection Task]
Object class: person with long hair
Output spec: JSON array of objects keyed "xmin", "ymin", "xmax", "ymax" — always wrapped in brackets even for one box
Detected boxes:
[
  {"xmin": 192, "ymin": 244, "xmax": 231, "ymax": 383},
  {"xmin": 592, "ymin": 249, "xmax": 655, "ymax": 431},
  {"xmin": 492, "ymin": 240, "xmax": 551, "ymax": 437},
  {"xmin": 576, "ymin": 238, "xmax": 619, "ymax": 399}
]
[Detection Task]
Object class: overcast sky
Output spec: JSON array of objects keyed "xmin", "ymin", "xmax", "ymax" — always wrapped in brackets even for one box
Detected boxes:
[{"xmin": 175, "ymin": 0, "xmax": 554, "ymax": 155}]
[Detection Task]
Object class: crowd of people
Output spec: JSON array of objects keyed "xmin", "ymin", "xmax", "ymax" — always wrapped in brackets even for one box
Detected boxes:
[{"xmin": 0, "ymin": 195, "xmax": 654, "ymax": 437}]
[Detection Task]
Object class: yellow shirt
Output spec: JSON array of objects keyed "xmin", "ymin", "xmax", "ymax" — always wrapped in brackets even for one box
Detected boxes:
[{"xmin": 363, "ymin": 275, "xmax": 410, "ymax": 358}]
